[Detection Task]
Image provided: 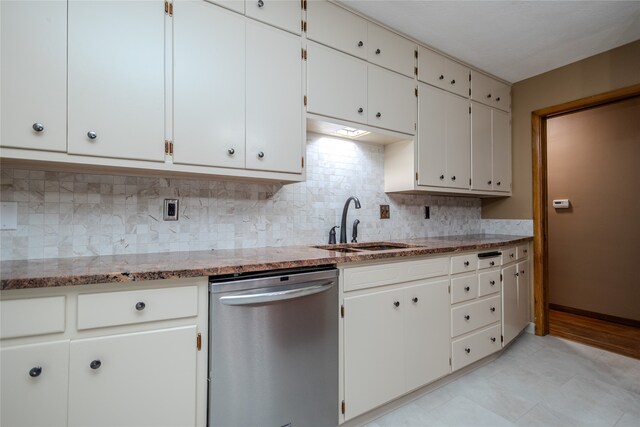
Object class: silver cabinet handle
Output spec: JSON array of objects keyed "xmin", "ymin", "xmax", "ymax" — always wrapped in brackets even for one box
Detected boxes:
[
  {"xmin": 257, "ymin": 151, "xmax": 264, "ymax": 159},
  {"xmin": 228, "ymin": 148, "xmax": 235, "ymax": 155},
  {"xmin": 220, "ymin": 282, "xmax": 333, "ymax": 306},
  {"xmin": 32, "ymin": 123, "xmax": 44, "ymax": 132},
  {"xmin": 87, "ymin": 131, "xmax": 97, "ymax": 140}
]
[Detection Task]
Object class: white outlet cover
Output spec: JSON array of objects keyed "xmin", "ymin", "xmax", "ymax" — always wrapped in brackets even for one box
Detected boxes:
[{"xmin": 1, "ymin": 202, "xmax": 18, "ymax": 230}]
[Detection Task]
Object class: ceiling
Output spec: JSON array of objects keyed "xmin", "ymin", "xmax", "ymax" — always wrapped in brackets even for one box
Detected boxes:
[{"xmin": 337, "ymin": 1, "xmax": 640, "ymax": 83}]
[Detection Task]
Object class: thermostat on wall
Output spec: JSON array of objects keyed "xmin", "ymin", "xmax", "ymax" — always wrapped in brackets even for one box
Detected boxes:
[{"xmin": 552, "ymin": 199, "xmax": 570, "ymax": 209}]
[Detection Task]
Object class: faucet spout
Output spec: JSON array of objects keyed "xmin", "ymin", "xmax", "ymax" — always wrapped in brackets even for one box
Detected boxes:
[{"xmin": 340, "ymin": 196, "xmax": 361, "ymax": 243}]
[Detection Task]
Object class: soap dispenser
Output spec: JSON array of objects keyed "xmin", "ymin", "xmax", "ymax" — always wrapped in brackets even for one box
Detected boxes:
[{"xmin": 328, "ymin": 226, "xmax": 339, "ymax": 244}]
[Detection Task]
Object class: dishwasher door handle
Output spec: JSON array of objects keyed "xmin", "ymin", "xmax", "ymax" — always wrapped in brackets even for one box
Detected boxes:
[{"xmin": 219, "ymin": 282, "xmax": 334, "ymax": 306}]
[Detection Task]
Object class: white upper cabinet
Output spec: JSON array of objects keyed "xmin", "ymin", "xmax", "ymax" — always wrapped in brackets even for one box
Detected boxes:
[
  {"xmin": 418, "ymin": 46, "xmax": 469, "ymax": 99},
  {"xmin": 446, "ymin": 93, "xmax": 471, "ymax": 189},
  {"xmin": 471, "ymin": 70, "xmax": 511, "ymax": 112},
  {"xmin": 471, "ymin": 101, "xmax": 493, "ymax": 191},
  {"xmin": 0, "ymin": 0, "xmax": 67, "ymax": 152},
  {"xmin": 492, "ymin": 109, "xmax": 512, "ymax": 192},
  {"xmin": 306, "ymin": 0, "xmax": 368, "ymax": 59},
  {"xmin": 368, "ymin": 65, "xmax": 416, "ymax": 135},
  {"xmin": 245, "ymin": 0, "xmax": 301, "ymax": 35},
  {"xmin": 245, "ymin": 19, "xmax": 302, "ymax": 173},
  {"xmin": 307, "ymin": 41, "xmax": 368, "ymax": 124},
  {"xmin": 173, "ymin": 0, "xmax": 246, "ymax": 169},
  {"xmin": 67, "ymin": 0, "xmax": 165, "ymax": 162},
  {"xmin": 367, "ymin": 23, "xmax": 416, "ymax": 78},
  {"xmin": 209, "ymin": 0, "xmax": 245, "ymax": 14}
]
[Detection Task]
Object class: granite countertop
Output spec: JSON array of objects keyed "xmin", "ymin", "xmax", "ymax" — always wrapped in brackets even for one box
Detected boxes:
[{"xmin": 0, "ymin": 234, "xmax": 533, "ymax": 290}]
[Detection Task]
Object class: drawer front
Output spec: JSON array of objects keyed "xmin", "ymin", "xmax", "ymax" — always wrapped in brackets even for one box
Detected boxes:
[
  {"xmin": 451, "ymin": 324, "xmax": 501, "ymax": 371},
  {"xmin": 1, "ymin": 296, "xmax": 66, "ymax": 339},
  {"xmin": 77, "ymin": 286, "xmax": 198, "ymax": 330},
  {"xmin": 478, "ymin": 270, "xmax": 500, "ymax": 297},
  {"xmin": 451, "ymin": 253, "xmax": 477, "ymax": 275},
  {"xmin": 450, "ymin": 274, "xmax": 478, "ymax": 304},
  {"xmin": 478, "ymin": 256, "xmax": 500, "ymax": 270},
  {"xmin": 502, "ymin": 247, "xmax": 517, "ymax": 264},
  {"xmin": 451, "ymin": 295, "xmax": 501, "ymax": 337},
  {"xmin": 343, "ymin": 256, "xmax": 449, "ymax": 292},
  {"xmin": 516, "ymin": 244, "xmax": 529, "ymax": 260}
]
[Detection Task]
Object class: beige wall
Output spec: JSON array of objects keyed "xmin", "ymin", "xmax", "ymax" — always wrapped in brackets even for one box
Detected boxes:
[{"xmin": 482, "ymin": 40, "xmax": 640, "ymax": 219}]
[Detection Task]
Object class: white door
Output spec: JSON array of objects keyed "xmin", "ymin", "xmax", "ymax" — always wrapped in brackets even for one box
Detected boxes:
[
  {"xmin": 492, "ymin": 109, "xmax": 511, "ymax": 192},
  {"xmin": 307, "ymin": 42, "xmax": 367, "ymax": 124},
  {"xmin": 344, "ymin": 288, "xmax": 404, "ymax": 420},
  {"xmin": 244, "ymin": 0, "xmax": 300, "ymax": 35},
  {"xmin": 517, "ymin": 260, "xmax": 530, "ymax": 331},
  {"xmin": 0, "ymin": 0, "xmax": 67, "ymax": 152},
  {"xmin": 417, "ymin": 83, "xmax": 447, "ymax": 187},
  {"xmin": 471, "ymin": 101, "xmax": 493, "ymax": 191},
  {"xmin": 306, "ymin": 0, "xmax": 367, "ymax": 59},
  {"xmin": 502, "ymin": 264, "xmax": 519, "ymax": 346},
  {"xmin": 404, "ymin": 279, "xmax": 451, "ymax": 392},
  {"xmin": 67, "ymin": 0, "xmax": 165, "ymax": 162},
  {"xmin": 173, "ymin": 0, "xmax": 245, "ymax": 169},
  {"xmin": 1, "ymin": 340, "xmax": 70, "ymax": 427},
  {"xmin": 68, "ymin": 326, "xmax": 197, "ymax": 427},
  {"xmin": 446, "ymin": 94, "xmax": 471, "ymax": 189},
  {"xmin": 368, "ymin": 65, "xmax": 416, "ymax": 135},
  {"xmin": 246, "ymin": 20, "xmax": 302, "ymax": 173}
]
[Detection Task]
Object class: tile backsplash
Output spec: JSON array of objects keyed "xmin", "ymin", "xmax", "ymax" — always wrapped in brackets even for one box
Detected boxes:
[{"xmin": 0, "ymin": 134, "xmax": 531, "ymax": 261}]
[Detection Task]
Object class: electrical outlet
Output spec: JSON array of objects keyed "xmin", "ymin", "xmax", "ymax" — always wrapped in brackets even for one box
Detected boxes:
[
  {"xmin": 424, "ymin": 206, "xmax": 430, "ymax": 219},
  {"xmin": 164, "ymin": 199, "xmax": 179, "ymax": 221},
  {"xmin": 380, "ymin": 205, "xmax": 390, "ymax": 219}
]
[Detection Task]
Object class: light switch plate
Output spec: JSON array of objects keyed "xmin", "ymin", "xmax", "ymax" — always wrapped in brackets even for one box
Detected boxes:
[
  {"xmin": 0, "ymin": 202, "xmax": 18, "ymax": 230},
  {"xmin": 163, "ymin": 199, "xmax": 179, "ymax": 221}
]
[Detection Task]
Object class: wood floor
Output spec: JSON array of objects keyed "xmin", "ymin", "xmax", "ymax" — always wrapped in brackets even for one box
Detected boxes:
[{"xmin": 549, "ymin": 309, "xmax": 640, "ymax": 359}]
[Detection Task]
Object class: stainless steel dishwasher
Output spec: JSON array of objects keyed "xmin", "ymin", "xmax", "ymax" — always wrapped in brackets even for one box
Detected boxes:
[{"xmin": 208, "ymin": 266, "xmax": 338, "ymax": 427}]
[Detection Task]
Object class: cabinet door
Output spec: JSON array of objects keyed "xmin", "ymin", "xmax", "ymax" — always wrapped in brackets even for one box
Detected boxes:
[
  {"xmin": 0, "ymin": 0, "xmax": 67, "ymax": 152},
  {"xmin": 246, "ymin": 20, "xmax": 302, "ymax": 173},
  {"xmin": 368, "ymin": 65, "xmax": 416, "ymax": 135},
  {"xmin": 517, "ymin": 260, "xmax": 530, "ymax": 332},
  {"xmin": 367, "ymin": 23, "xmax": 416, "ymax": 78},
  {"xmin": 417, "ymin": 83, "xmax": 447, "ymax": 187},
  {"xmin": 470, "ymin": 70, "xmax": 494, "ymax": 106},
  {"xmin": 245, "ymin": 0, "xmax": 300, "ymax": 35},
  {"xmin": 492, "ymin": 109, "xmax": 511, "ymax": 192},
  {"xmin": 445, "ymin": 59, "xmax": 470, "ymax": 99},
  {"xmin": 417, "ymin": 46, "xmax": 447, "ymax": 90},
  {"xmin": 344, "ymin": 288, "xmax": 404, "ymax": 420},
  {"xmin": 492, "ymin": 81, "xmax": 511, "ymax": 112},
  {"xmin": 173, "ymin": 0, "xmax": 245, "ymax": 169},
  {"xmin": 502, "ymin": 264, "xmax": 519, "ymax": 346},
  {"xmin": 446, "ymin": 94, "xmax": 471, "ymax": 189},
  {"xmin": 471, "ymin": 101, "xmax": 493, "ymax": 191},
  {"xmin": 67, "ymin": 0, "xmax": 165, "ymax": 162},
  {"xmin": 1, "ymin": 340, "xmax": 69, "ymax": 427},
  {"xmin": 307, "ymin": 42, "xmax": 367, "ymax": 124},
  {"xmin": 404, "ymin": 279, "xmax": 451, "ymax": 391},
  {"xmin": 68, "ymin": 326, "xmax": 197, "ymax": 427},
  {"xmin": 306, "ymin": 0, "xmax": 367, "ymax": 59},
  {"xmin": 210, "ymin": 0, "xmax": 244, "ymax": 13}
]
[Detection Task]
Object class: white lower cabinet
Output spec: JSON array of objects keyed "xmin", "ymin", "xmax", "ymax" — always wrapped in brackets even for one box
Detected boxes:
[
  {"xmin": 502, "ymin": 249, "xmax": 530, "ymax": 346},
  {"xmin": 68, "ymin": 326, "xmax": 197, "ymax": 427}
]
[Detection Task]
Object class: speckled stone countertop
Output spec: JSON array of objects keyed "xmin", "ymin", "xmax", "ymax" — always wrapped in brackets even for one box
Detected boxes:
[{"xmin": 0, "ymin": 234, "xmax": 532, "ymax": 290}]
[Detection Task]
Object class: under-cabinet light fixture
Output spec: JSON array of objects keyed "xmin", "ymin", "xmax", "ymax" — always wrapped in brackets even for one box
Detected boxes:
[{"xmin": 334, "ymin": 127, "xmax": 370, "ymax": 138}]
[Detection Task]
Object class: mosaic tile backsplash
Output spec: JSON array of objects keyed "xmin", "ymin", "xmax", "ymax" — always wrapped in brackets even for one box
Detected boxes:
[{"xmin": 0, "ymin": 135, "xmax": 529, "ymax": 261}]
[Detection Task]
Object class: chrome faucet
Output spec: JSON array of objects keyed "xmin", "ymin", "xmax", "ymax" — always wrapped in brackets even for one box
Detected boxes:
[{"xmin": 340, "ymin": 196, "xmax": 361, "ymax": 243}]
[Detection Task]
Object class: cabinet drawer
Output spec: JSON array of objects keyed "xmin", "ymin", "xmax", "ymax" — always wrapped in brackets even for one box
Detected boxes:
[
  {"xmin": 343, "ymin": 257, "xmax": 449, "ymax": 292},
  {"xmin": 502, "ymin": 247, "xmax": 517, "ymax": 264},
  {"xmin": 1, "ymin": 296, "xmax": 66, "ymax": 339},
  {"xmin": 516, "ymin": 244, "xmax": 529, "ymax": 260},
  {"xmin": 77, "ymin": 286, "xmax": 198, "ymax": 330},
  {"xmin": 478, "ymin": 270, "xmax": 500, "ymax": 297},
  {"xmin": 450, "ymin": 274, "xmax": 478, "ymax": 304},
  {"xmin": 451, "ymin": 295, "xmax": 501, "ymax": 337},
  {"xmin": 451, "ymin": 324, "xmax": 501, "ymax": 371},
  {"xmin": 451, "ymin": 253, "xmax": 477, "ymax": 275},
  {"xmin": 478, "ymin": 256, "xmax": 500, "ymax": 270}
]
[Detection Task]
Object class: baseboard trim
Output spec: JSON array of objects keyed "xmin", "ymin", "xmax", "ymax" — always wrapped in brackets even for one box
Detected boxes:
[{"xmin": 549, "ymin": 304, "xmax": 640, "ymax": 328}]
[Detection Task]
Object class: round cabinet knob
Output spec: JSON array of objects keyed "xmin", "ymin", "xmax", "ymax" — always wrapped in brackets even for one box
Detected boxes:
[
  {"xmin": 376, "ymin": 112, "xmax": 382, "ymax": 118},
  {"xmin": 451, "ymin": 176, "xmax": 456, "ymax": 181},
  {"xmin": 487, "ymin": 94, "xmax": 492, "ymax": 99},
  {"xmin": 464, "ymin": 261, "xmax": 469, "ymax": 267},
  {"xmin": 496, "ymin": 181, "xmax": 501, "ymax": 186},
  {"xmin": 412, "ymin": 297, "xmax": 418, "ymax": 303},
  {"xmin": 32, "ymin": 123, "xmax": 44, "ymax": 132},
  {"xmin": 464, "ymin": 314, "xmax": 470, "ymax": 321},
  {"xmin": 257, "ymin": 0, "xmax": 264, "ymax": 7},
  {"xmin": 521, "ymin": 270, "xmax": 525, "ymax": 275},
  {"xmin": 490, "ymin": 261, "xmax": 495, "ymax": 266},
  {"xmin": 450, "ymin": 79, "xmax": 456, "ymax": 85},
  {"xmin": 490, "ymin": 306, "xmax": 496, "ymax": 313},
  {"xmin": 524, "ymin": 249, "xmax": 528, "ymax": 254},
  {"xmin": 488, "ymin": 180, "xmax": 492, "ymax": 185},
  {"xmin": 357, "ymin": 41, "xmax": 364, "ymax": 47},
  {"xmin": 515, "ymin": 272, "xmax": 519, "ymax": 277},
  {"xmin": 87, "ymin": 131, "xmax": 97, "ymax": 140},
  {"xmin": 257, "ymin": 151, "xmax": 265, "ymax": 159},
  {"xmin": 393, "ymin": 301, "xmax": 400, "ymax": 308},
  {"xmin": 439, "ymin": 75, "xmax": 444, "ymax": 80},
  {"xmin": 490, "ymin": 280, "xmax": 495, "ymax": 285},
  {"xmin": 496, "ymin": 97, "xmax": 501, "ymax": 102},
  {"xmin": 90, "ymin": 360, "xmax": 102, "ymax": 370},
  {"xmin": 464, "ymin": 286, "xmax": 470, "ymax": 292},
  {"xmin": 510, "ymin": 253, "xmax": 514, "ymax": 258},
  {"xmin": 135, "ymin": 301, "xmax": 146, "ymax": 311},
  {"xmin": 465, "ymin": 347, "xmax": 471, "ymax": 354},
  {"xmin": 490, "ymin": 337, "xmax": 496, "ymax": 343},
  {"xmin": 29, "ymin": 366, "xmax": 42, "ymax": 377},
  {"xmin": 375, "ymin": 48, "xmax": 381, "ymax": 55},
  {"xmin": 439, "ymin": 175, "xmax": 445, "ymax": 180},
  {"xmin": 228, "ymin": 148, "xmax": 235, "ymax": 155},
  {"xmin": 357, "ymin": 107, "xmax": 364, "ymax": 114}
]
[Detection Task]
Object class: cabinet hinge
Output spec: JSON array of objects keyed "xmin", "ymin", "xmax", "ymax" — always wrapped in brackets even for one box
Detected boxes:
[
  {"xmin": 340, "ymin": 304, "xmax": 344, "ymax": 318},
  {"xmin": 469, "ymin": 88, "xmax": 471, "ymax": 97},
  {"xmin": 301, "ymin": 20, "xmax": 307, "ymax": 32},
  {"xmin": 341, "ymin": 400, "xmax": 345, "ymax": 415},
  {"xmin": 301, "ymin": 48, "xmax": 307, "ymax": 60},
  {"xmin": 449, "ymin": 357, "xmax": 452, "ymax": 366},
  {"xmin": 165, "ymin": 140, "xmax": 169, "ymax": 155},
  {"xmin": 303, "ymin": 95, "xmax": 307, "ymax": 106},
  {"xmin": 414, "ymin": 66, "xmax": 418, "ymax": 76},
  {"xmin": 448, "ymin": 285, "xmax": 451, "ymax": 294},
  {"xmin": 197, "ymin": 333, "xmax": 202, "ymax": 351},
  {"xmin": 469, "ymin": 106, "xmax": 471, "ymax": 114},
  {"xmin": 501, "ymin": 335, "xmax": 504, "ymax": 343},
  {"xmin": 301, "ymin": 157, "xmax": 304, "ymax": 168},
  {"xmin": 164, "ymin": 0, "xmax": 173, "ymax": 16},
  {"xmin": 415, "ymin": 87, "xmax": 418, "ymax": 97},
  {"xmin": 414, "ymin": 122, "xmax": 417, "ymax": 131},
  {"xmin": 169, "ymin": 1, "xmax": 173, "ymax": 16},
  {"xmin": 414, "ymin": 50, "xmax": 418, "ymax": 59},
  {"xmin": 500, "ymin": 273, "xmax": 503, "ymax": 282},
  {"xmin": 415, "ymin": 172, "xmax": 419, "ymax": 181},
  {"xmin": 469, "ymin": 73, "xmax": 471, "ymax": 82},
  {"xmin": 303, "ymin": 0, "xmax": 307, "ymax": 11},
  {"xmin": 469, "ymin": 178, "xmax": 472, "ymax": 186},
  {"xmin": 164, "ymin": 139, "xmax": 173, "ymax": 156}
]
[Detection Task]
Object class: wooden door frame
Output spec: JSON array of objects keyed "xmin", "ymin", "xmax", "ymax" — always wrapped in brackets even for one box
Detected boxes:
[{"xmin": 532, "ymin": 84, "xmax": 640, "ymax": 336}]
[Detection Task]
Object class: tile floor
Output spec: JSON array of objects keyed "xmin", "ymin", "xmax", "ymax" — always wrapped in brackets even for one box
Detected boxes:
[{"xmin": 366, "ymin": 333, "xmax": 640, "ymax": 427}]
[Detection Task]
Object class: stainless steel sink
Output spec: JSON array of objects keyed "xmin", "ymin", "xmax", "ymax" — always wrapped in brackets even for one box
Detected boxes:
[{"xmin": 313, "ymin": 242, "xmax": 420, "ymax": 253}]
